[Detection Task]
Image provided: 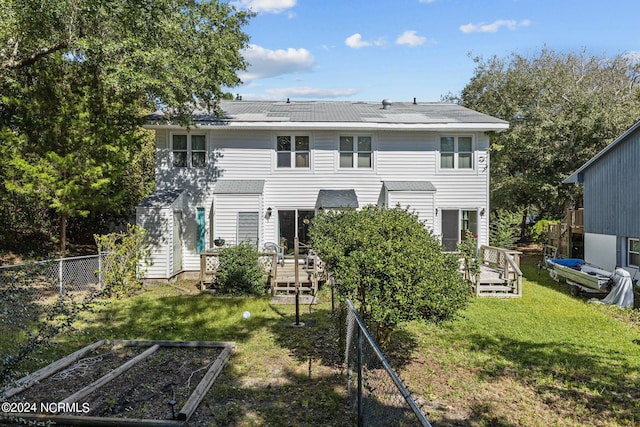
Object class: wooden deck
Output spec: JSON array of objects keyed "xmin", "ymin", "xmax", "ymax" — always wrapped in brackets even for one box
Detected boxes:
[
  {"xmin": 269, "ymin": 255, "xmax": 326, "ymax": 304},
  {"xmin": 471, "ymin": 246, "xmax": 523, "ymax": 297}
]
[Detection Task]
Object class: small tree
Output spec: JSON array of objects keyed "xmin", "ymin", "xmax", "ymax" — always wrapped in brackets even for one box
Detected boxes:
[
  {"xmin": 310, "ymin": 206, "xmax": 469, "ymax": 346},
  {"xmin": 489, "ymin": 209, "xmax": 521, "ymax": 249},
  {"xmin": 94, "ymin": 224, "xmax": 150, "ymax": 298},
  {"xmin": 458, "ymin": 230, "xmax": 480, "ymax": 282},
  {"xmin": 216, "ymin": 243, "xmax": 266, "ymax": 296}
]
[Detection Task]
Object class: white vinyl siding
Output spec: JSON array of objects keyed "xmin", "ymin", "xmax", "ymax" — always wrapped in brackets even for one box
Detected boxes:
[{"xmin": 142, "ymin": 128, "xmax": 492, "ymax": 277}]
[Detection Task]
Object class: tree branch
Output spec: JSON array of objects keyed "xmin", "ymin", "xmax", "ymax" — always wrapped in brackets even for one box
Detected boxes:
[{"xmin": 2, "ymin": 41, "xmax": 70, "ymax": 70}]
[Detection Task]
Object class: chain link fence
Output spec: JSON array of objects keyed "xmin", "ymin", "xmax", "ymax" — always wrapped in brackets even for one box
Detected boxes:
[
  {"xmin": 343, "ymin": 299, "xmax": 431, "ymax": 427},
  {"xmin": 0, "ymin": 254, "xmax": 107, "ymax": 309},
  {"xmin": 0, "ymin": 254, "xmax": 111, "ymax": 387}
]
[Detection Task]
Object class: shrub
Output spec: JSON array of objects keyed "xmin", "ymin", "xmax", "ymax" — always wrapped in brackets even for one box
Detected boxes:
[
  {"xmin": 458, "ymin": 230, "xmax": 480, "ymax": 282},
  {"xmin": 531, "ymin": 218, "xmax": 558, "ymax": 244},
  {"xmin": 94, "ymin": 224, "xmax": 150, "ymax": 298},
  {"xmin": 216, "ymin": 242, "xmax": 266, "ymax": 296},
  {"xmin": 310, "ymin": 206, "xmax": 469, "ymax": 346}
]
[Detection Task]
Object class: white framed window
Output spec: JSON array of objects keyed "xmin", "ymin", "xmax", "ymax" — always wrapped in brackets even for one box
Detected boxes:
[
  {"xmin": 629, "ymin": 238, "xmax": 639, "ymax": 267},
  {"xmin": 440, "ymin": 136, "xmax": 473, "ymax": 169},
  {"xmin": 339, "ymin": 136, "xmax": 372, "ymax": 168},
  {"xmin": 172, "ymin": 134, "xmax": 206, "ymax": 168},
  {"xmin": 277, "ymin": 135, "xmax": 310, "ymax": 169}
]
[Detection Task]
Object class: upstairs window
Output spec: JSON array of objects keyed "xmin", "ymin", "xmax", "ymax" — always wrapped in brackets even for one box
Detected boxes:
[
  {"xmin": 339, "ymin": 136, "xmax": 372, "ymax": 168},
  {"xmin": 277, "ymin": 135, "xmax": 310, "ymax": 168},
  {"xmin": 172, "ymin": 134, "xmax": 206, "ymax": 168},
  {"xmin": 440, "ymin": 136, "xmax": 473, "ymax": 169},
  {"xmin": 629, "ymin": 238, "xmax": 639, "ymax": 267}
]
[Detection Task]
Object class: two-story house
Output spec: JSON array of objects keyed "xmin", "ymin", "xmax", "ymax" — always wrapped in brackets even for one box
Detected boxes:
[{"xmin": 137, "ymin": 100, "xmax": 508, "ymax": 281}]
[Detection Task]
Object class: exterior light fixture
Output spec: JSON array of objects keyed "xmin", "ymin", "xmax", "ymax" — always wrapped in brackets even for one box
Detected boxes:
[
  {"xmin": 265, "ymin": 207, "xmax": 273, "ymax": 219},
  {"xmin": 480, "ymin": 208, "xmax": 486, "ymax": 217}
]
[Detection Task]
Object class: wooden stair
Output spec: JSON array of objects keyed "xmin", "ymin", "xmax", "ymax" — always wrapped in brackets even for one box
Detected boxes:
[{"xmin": 270, "ymin": 258, "xmax": 325, "ymax": 303}]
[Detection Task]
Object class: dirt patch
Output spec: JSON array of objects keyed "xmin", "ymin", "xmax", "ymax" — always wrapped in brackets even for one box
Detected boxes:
[{"xmin": 7, "ymin": 342, "xmax": 227, "ymax": 423}]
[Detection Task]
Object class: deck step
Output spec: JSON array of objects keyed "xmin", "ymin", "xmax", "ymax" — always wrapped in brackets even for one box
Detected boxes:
[{"xmin": 271, "ymin": 295, "xmax": 317, "ymax": 305}]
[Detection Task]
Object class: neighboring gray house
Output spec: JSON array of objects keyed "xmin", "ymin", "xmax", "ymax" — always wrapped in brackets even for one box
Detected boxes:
[
  {"xmin": 137, "ymin": 100, "xmax": 508, "ymax": 281},
  {"xmin": 564, "ymin": 120, "xmax": 640, "ymax": 277}
]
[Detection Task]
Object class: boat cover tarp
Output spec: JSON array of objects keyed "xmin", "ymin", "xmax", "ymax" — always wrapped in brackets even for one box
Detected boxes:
[
  {"xmin": 549, "ymin": 258, "xmax": 584, "ymax": 268},
  {"xmin": 591, "ymin": 268, "xmax": 634, "ymax": 309}
]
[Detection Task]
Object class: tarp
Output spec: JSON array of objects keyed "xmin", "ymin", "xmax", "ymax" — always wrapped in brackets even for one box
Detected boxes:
[
  {"xmin": 592, "ymin": 268, "xmax": 634, "ymax": 308},
  {"xmin": 549, "ymin": 258, "xmax": 584, "ymax": 268}
]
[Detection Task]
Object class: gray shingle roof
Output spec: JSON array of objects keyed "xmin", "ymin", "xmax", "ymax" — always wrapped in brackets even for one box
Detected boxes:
[
  {"xmin": 383, "ymin": 181, "xmax": 437, "ymax": 192},
  {"xmin": 315, "ymin": 189, "xmax": 359, "ymax": 210},
  {"xmin": 148, "ymin": 100, "xmax": 508, "ymax": 129},
  {"xmin": 212, "ymin": 180, "xmax": 265, "ymax": 194},
  {"xmin": 138, "ymin": 188, "xmax": 185, "ymax": 208}
]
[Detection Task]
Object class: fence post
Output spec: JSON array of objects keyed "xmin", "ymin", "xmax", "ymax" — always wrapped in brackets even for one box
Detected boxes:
[
  {"xmin": 58, "ymin": 258, "xmax": 63, "ymax": 298},
  {"xmin": 98, "ymin": 252, "xmax": 103, "ymax": 289},
  {"xmin": 357, "ymin": 325, "xmax": 363, "ymax": 427}
]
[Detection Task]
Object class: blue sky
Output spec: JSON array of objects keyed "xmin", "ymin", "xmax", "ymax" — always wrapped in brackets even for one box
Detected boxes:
[{"xmin": 228, "ymin": 0, "xmax": 640, "ymax": 102}]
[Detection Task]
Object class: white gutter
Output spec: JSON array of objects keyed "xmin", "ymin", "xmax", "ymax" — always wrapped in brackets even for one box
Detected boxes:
[{"xmin": 144, "ymin": 121, "xmax": 509, "ymax": 132}]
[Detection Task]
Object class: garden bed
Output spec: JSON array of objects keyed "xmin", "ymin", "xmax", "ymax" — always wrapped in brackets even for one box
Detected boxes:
[{"xmin": 1, "ymin": 340, "xmax": 234, "ymax": 426}]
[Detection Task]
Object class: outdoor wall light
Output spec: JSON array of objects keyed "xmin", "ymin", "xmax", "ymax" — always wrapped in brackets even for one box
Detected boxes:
[
  {"xmin": 265, "ymin": 207, "xmax": 272, "ymax": 219},
  {"xmin": 480, "ymin": 208, "xmax": 486, "ymax": 217}
]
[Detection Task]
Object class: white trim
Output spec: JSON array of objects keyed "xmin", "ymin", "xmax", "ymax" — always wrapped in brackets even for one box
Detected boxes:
[
  {"xmin": 148, "ymin": 122, "xmax": 509, "ymax": 132},
  {"xmin": 272, "ymin": 133, "xmax": 313, "ymax": 173},
  {"xmin": 437, "ymin": 134, "xmax": 477, "ymax": 174},
  {"xmin": 335, "ymin": 134, "xmax": 376, "ymax": 173}
]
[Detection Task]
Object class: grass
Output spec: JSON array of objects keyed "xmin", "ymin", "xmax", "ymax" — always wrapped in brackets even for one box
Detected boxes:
[
  {"xmin": 3, "ymin": 253, "xmax": 640, "ymax": 426},
  {"xmin": 65, "ymin": 285, "xmax": 352, "ymax": 426},
  {"xmin": 396, "ymin": 255, "xmax": 640, "ymax": 426}
]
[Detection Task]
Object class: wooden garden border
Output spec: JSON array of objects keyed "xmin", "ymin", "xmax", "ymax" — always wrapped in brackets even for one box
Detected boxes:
[{"xmin": 0, "ymin": 340, "xmax": 236, "ymax": 426}]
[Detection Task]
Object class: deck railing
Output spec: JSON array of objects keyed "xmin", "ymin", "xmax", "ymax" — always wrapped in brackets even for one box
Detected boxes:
[{"xmin": 478, "ymin": 245, "xmax": 523, "ymax": 297}]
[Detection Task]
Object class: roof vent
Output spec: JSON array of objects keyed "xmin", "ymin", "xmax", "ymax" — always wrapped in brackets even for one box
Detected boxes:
[{"xmin": 382, "ymin": 99, "xmax": 392, "ymax": 109}]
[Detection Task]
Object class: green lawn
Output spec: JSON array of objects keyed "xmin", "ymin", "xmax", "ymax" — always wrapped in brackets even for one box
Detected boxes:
[
  {"xmin": 3, "ymin": 254, "xmax": 640, "ymax": 426},
  {"xmin": 397, "ymin": 256, "xmax": 640, "ymax": 426}
]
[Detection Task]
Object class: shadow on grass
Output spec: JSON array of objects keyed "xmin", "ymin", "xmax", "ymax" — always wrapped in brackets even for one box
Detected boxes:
[
  {"xmin": 465, "ymin": 332, "xmax": 640, "ymax": 425},
  {"xmin": 192, "ymin": 355, "xmax": 352, "ymax": 426},
  {"xmin": 64, "ymin": 292, "xmax": 353, "ymax": 426}
]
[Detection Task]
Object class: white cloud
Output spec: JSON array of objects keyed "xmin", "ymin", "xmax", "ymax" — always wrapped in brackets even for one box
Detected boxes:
[
  {"xmin": 231, "ymin": 0, "xmax": 296, "ymax": 14},
  {"xmin": 345, "ymin": 33, "xmax": 386, "ymax": 49},
  {"xmin": 345, "ymin": 33, "xmax": 371, "ymax": 49},
  {"xmin": 240, "ymin": 44, "xmax": 315, "ymax": 81},
  {"xmin": 396, "ymin": 30, "xmax": 435, "ymax": 47},
  {"xmin": 460, "ymin": 19, "xmax": 531, "ymax": 34}
]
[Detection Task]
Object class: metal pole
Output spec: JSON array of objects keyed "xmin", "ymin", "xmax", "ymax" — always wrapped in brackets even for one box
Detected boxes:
[
  {"xmin": 98, "ymin": 253, "xmax": 103, "ymax": 289},
  {"xmin": 357, "ymin": 324, "xmax": 363, "ymax": 427},
  {"xmin": 294, "ymin": 236, "xmax": 300, "ymax": 326},
  {"xmin": 58, "ymin": 258, "xmax": 63, "ymax": 298}
]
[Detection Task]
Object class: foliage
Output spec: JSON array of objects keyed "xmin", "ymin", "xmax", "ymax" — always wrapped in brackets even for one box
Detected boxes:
[
  {"xmin": 457, "ymin": 230, "xmax": 480, "ymax": 281},
  {"xmin": 458, "ymin": 48, "xmax": 640, "ymax": 233},
  {"xmin": 531, "ymin": 218, "xmax": 559, "ymax": 244},
  {"xmin": 0, "ymin": 0, "xmax": 252, "ymax": 252},
  {"xmin": 216, "ymin": 243, "xmax": 266, "ymax": 296},
  {"xmin": 489, "ymin": 209, "xmax": 522, "ymax": 249},
  {"xmin": 94, "ymin": 224, "xmax": 150, "ymax": 298},
  {"xmin": 0, "ymin": 262, "xmax": 102, "ymax": 389},
  {"xmin": 309, "ymin": 206, "xmax": 470, "ymax": 345}
]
